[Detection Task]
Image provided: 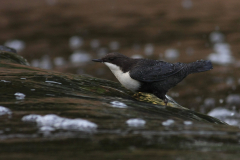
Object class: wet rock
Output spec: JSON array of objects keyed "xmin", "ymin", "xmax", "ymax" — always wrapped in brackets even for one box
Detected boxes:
[
  {"xmin": 0, "ymin": 45, "xmax": 17, "ymax": 53},
  {"xmin": 0, "ymin": 50, "xmax": 29, "ymax": 66},
  {"xmin": 1, "ymin": 51, "xmax": 240, "ymax": 160}
]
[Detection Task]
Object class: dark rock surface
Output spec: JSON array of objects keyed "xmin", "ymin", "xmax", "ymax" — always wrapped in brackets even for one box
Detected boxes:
[{"xmin": 1, "ymin": 51, "xmax": 240, "ymax": 159}]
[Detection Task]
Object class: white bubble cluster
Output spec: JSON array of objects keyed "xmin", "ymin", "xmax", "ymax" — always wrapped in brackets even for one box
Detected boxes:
[
  {"xmin": 226, "ymin": 94, "xmax": 240, "ymax": 106},
  {"xmin": 131, "ymin": 54, "xmax": 143, "ymax": 59},
  {"xmin": 164, "ymin": 49, "xmax": 179, "ymax": 60},
  {"xmin": 14, "ymin": 92, "xmax": 26, "ymax": 100},
  {"xmin": 210, "ymin": 31, "xmax": 225, "ymax": 43},
  {"xmin": 40, "ymin": 55, "xmax": 52, "ymax": 69},
  {"xmin": 31, "ymin": 55, "xmax": 53, "ymax": 69},
  {"xmin": 5, "ymin": 39, "xmax": 25, "ymax": 52},
  {"xmin": 69, "ymin": 36, "xmax": 84, "ymax": 50},
  {"xmin": 53, "ymin": 57, "xmax": 66, "ymax": 66},
  {"xmin": 110, "ymin": 101, "xmax": 127, "ymax": 108},
  {"xmin": 162, "ymin": 119, "xmax": 175, "ymax": 126},
  {"xmin": 208, "ymin": 31, "xmax": 234, "ymax": 65},
  {"xmin": 22, "ymin": 114, "xmax": 97, "ymax": 132},
  {"xmin": 69, "ymin": 51, "xmax": 91, "ymax": 64},
  {"xmin": 204, "ymin": 98, "xmax": 215, "ymax": 107},
  {"xmin": 208, "ymin": 107, "xmax": 240, "ymax": 126},
  {"xmin": 0, "ymin": 106, "xmax": 12, "ymax": 116},
  {"xmin": 144, "ymin": 43, "xmax": 154, "ymax": 56},
  {"xmin": 126, "ymin": 118, "xmax": 146, "ymax": 127}
]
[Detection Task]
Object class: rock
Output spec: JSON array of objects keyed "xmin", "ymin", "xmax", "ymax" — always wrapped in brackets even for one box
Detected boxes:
[
  {"xmin": 0, "ymin": 45, "xmax": 17, "ymax": 53},
  {"xmin": 2, "ymin": 51, "xmax": 240, "ymax": 160},
  {"xmin": 0, "ymin": 50, "xmax": 29, "ymax": 66}
]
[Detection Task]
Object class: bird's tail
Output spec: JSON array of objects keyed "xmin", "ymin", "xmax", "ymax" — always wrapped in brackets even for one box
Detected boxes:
[{"xmin": 187, "ymin": 60, "xmax": 213, "ymax": 74}]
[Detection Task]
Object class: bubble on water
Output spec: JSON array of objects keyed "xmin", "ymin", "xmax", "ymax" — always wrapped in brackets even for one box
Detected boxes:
[
  {"xmin": 53, "ymin": 57, "xmax": 66, "ymax": 66},
  {"xmin": 131, "ymin": 54, "xmax": 143, "ymax": 59},
  {"xmin": 208, "ymin": 34, "xmax": 234, "ymax": 65},
  {"xmin": 0, "ymin": 106, "xmax": 12, "ymax": 116},
  {"xmin": 226, "ymin": 94, "xmax": 240, "ymax": 106},
  {"xmin": 208, "ymin": 107, "xmax": 236, "ymax": 118},
  {"xmin": 1, "ymin": 80, "xmax": 11, "ymax": 83},
  {"xmin": 69, "ymin": 51, "xmax": 91, "ymax": 64},
  {"xmin": 4, "ymin": 39, "xmax": 25, "ymax": 52},
  {"xmin": 39, "ymin": 126, "xmax": 55, "ymax": 132},
  {"xmin": 209, "ymin": 31, "xmax": 225, "ymax": 43},
  {"xmin": 97, "ymin": 48, "xmax": 108, "ymax": 57},
  {"xmin": 69, "ymin": 36, "xmax": 84, "ymax": 50},
  {"xmin": 126, "ymin": 118, "xmax": 146, "ymax": 127},
  {"xmin": 39, "ymin": 55, "xmax": 52, "ymax": 69},
  {"xmin": 90, "ymin": 39, "xmax": 100, "ymax": 49},
  {"xmin": 208, "ymin": 107, "xmax": 240, "ymax": 126},
  {"xmin": 183, "ymin": 121, "xmax": 193, "ymax": 125},
  {"xmin": 213, "ymin": 43, "xmax": 230, "ymax": 54},
  {"xmin": 14, "ymin": 92, "xmax": 26, "ymax": 100},
  {"xmin": 22, "ymin": 114, "xmax": 97, "ymax": 132},
  {"xmin": 162, "ymin": 119, "xmax": 175, "ymax": 126},
  {"xmin": 109, "ymin": 41, "xmax": 120, "ymax": 50},
  {"xmin": 219, "ymin": 99, "xmax": 224, "ymax": 104},
  {"xmin": 144, "ymin": 43, "xmax": 154, "ymax": 56},
  {"xmin": 226, "ymin": 77, "xmax": 234, "ymax": 86},
  {"xmin": 31, "ymin": 59, "xmax": 40, "ymax": 68},
  {"xmin": 204, "ymin": 98, "xmax": 215, "ymax": 107},
  {"xmin": 182, "ymin": 0, "xmax": 192, "ymax": 9},
  {"xmin": 164, "ymin": 49, "xmax": 179, "ymax": 60},
  {"xmin": 110, "ymin": 101, "xmax": 127, "ymax": 108},
  {"xmin": 208, "ymin": 53, "xmax": 234, "ymax": 65},
  {"xmin": 224, "ymin": 119, "xmax": 239, "ymax": 126}
]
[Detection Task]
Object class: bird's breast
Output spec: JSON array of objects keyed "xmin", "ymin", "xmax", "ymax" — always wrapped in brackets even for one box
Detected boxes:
[{"xmin": 104, "ymin": 62, "xmax": 140, "ymax": 91}]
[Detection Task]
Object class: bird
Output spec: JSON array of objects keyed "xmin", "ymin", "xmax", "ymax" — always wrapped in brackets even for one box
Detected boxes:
[{"xmin": 92, "ymin": 52, "xmax": 213, "ymax": 105}]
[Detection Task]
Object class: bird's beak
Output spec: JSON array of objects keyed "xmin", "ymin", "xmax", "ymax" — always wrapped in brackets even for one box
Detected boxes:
[{"xmin": 92, "ymin": 59, "xmax": 103, "ymax": 63}]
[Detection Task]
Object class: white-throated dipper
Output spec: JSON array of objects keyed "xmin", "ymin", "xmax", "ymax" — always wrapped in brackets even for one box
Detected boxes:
[{"xmin": 92, "ymin": 52, "xmax": 213, "ymax": 105}]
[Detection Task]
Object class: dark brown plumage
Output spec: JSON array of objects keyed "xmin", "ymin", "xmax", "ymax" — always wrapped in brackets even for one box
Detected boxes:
[{"xmin": 93, "ymin": 52, "xmax": 213, "ymax": 105}]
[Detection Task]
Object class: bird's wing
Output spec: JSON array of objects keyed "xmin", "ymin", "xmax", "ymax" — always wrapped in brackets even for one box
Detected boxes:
[{"xmin": 130, "ymin": 60, "xmax": 184, "ymax": 82}]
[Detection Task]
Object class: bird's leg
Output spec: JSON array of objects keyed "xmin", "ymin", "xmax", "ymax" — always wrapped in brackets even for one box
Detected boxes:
[
  {"xmin": 154, "ymin": 92, "xmax": 168, "ymax": 106},
  {"xmin": 164, "ymin": 96, "xmax": 168, "ymax": 106}
]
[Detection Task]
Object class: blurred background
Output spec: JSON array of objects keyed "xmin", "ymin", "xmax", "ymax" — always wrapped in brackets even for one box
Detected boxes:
[{"xmin": 1, "ymin": 0, "xmax": 240, "ymax": 115}]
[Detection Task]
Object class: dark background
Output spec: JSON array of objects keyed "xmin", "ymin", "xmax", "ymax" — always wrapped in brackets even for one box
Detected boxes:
[{"xmin": 1, "ymin": 0, "xmax": 240, "ymax": 111}]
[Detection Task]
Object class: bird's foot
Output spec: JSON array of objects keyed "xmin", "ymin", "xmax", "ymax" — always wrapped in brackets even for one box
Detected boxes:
[{"xmin": 164, "ymin": 98, "xmax": 168, "ymax": 106}]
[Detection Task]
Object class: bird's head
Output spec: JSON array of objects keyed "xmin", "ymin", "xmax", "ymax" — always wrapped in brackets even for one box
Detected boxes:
[{"xmin": 92, "ymin": 52, "xmax": 129, "ymax": 67}]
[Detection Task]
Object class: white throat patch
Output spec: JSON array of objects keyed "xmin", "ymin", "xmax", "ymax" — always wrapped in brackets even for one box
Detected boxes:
[{"xmin": 104, "ymin": 62, "xmax": 140, "ymax": 91}]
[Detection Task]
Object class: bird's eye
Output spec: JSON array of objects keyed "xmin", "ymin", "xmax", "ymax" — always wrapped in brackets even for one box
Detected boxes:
[{"xmin": 109, "ymin": 57, "xmax": 114, "ymax": 61}]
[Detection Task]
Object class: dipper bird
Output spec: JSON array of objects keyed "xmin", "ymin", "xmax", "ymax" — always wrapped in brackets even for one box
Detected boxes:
[{"xmin": 92, "ymin": 52, "xmax": 213, "ymax": 105}]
